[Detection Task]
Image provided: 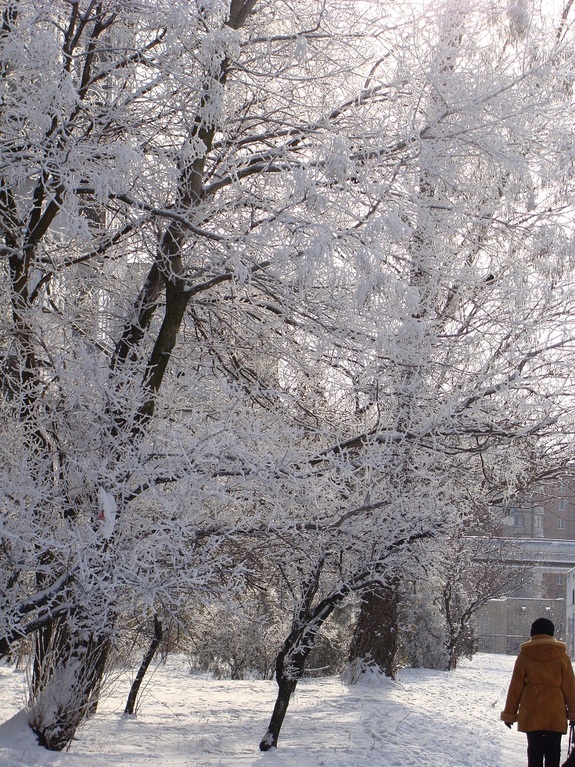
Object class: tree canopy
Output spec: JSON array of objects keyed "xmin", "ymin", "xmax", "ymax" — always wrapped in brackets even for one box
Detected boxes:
[{"xmin": 1, "ymin": 0, "xmax": 575, "ymax": 750}]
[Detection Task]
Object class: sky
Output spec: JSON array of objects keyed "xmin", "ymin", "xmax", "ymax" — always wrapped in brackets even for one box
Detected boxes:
[{"xmin": 0, "ymin": 652, "xmax": 557, "ymax": 767}]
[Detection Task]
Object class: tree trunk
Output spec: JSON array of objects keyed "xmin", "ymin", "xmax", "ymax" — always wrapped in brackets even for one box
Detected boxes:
[
  {"xmin": 124, "ymin": 615, "xmax": 163, "ymax": 715},
  {"xmin": 259, "ymin": 587, "xmax": 347, "ymax": 751},
  {"xmin": 259, "ymin": 630, "xmax": 309, "ymax": 751},
  {"xmin": 259, "ymin": 662, "xmax": 298, "ymax": 750},
  {"xmin": 28, "ymin": 614, "xmax": 111, "ymax": 751},
  {"xmin": 348, "ymin": 581, "xmax": 400, "ymax": 679}
]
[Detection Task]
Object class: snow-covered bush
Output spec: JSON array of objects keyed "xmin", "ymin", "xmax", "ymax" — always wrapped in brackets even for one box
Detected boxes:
[{"xmin": 187, "ymin": 597, "xmax": 289, "ymax": 680}]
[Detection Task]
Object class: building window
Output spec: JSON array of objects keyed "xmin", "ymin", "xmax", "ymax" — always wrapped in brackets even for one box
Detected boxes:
[
  {"xmin": 559, "ymin": 518, "xmax": 565, "ymax": 529},
  {"xmin": 535, "ymin": 516, "xmax": 543, "ymax": 529},
  {"xmin": 515, "ymin": 513, "xmax": 524, "ymax": 527},
  {"xmin": 559, "ymin": 498, "xmax": 566, "ymax": 511},
  {"xmin": 557, "ymin": 574, "xmax": 564, "ymax": 585}
]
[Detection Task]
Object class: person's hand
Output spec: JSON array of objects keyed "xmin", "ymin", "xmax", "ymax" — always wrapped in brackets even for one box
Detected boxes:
[{"xmin": 505, "ymin": 722, "xmax": 512, "ymax": 729}]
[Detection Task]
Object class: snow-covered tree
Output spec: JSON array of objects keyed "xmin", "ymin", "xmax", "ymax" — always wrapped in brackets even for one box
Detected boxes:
[
  {"xmin": 0, "ymin": 0, "xmax": 369, "ymax": 748},
  {"xmin": 1, "ymin": 0, "xmax": 575, "ymax": 753},
  {"xmin": 0, "ymin": 0, "xmax": 432, "ymax": 749},
  {"xmin": 258, "ymin": 0, "xmax": 575, "ymax": 746},
  {"xmin": 402, "ymin": 535, "xmax": 530, "ymax": 671}
]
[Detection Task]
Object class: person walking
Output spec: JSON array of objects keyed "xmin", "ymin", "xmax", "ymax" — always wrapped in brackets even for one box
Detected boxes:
[{"xmin": 501, "ymin": 617, "xmax": 575, "ymax": 767}]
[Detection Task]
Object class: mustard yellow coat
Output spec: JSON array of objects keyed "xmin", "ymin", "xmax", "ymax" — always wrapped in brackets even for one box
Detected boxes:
[{"xmin": 501, "ymin": 635, "xmax": 575, "ymax": 733}]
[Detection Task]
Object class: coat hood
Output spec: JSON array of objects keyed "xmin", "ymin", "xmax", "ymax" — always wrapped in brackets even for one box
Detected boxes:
[{"xmin": 520, "ymin": 635, "xmax": 567, "ymax": 662}]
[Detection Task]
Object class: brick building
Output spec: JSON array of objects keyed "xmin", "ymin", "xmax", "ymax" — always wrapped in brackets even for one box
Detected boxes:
[
  {"xmin": 505, "ymin": 482, "xmax": 575, "ymax": 542},
  {"xmin": 476, "ymin": 483, "xmax": 575, "ymax": 652}
]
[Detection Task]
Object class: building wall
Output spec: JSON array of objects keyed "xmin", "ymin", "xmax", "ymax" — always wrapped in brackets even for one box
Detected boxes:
[
  {"xmin": 505, "ymin": 504, "xmax": 544, "ymax": 538},
  {"xmin": 478, "ymin": 482, "xmax": 575, "ymax": 654},
  {"xmin": 476, "ymin": 598, "xmax": 566, "ymax": 655},
  {"xmin": 510, "ymin": 483, "xmax": 575, "ymax": 540},
  {"xmin": 544, "ymin": 485, "xmax": 575, "ymax": 540},
  {"xmin": 543, "ymin": 569, "xmax": 568, "ymax": 600},
  {"xmin": 504, "ymin": 482, "xmax": 575, "ymax": 541}
]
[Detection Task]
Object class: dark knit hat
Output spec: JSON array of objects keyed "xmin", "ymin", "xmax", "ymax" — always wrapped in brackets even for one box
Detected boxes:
[{"xmin": 530, "ymin": 617, "xmax": 555, "ymax": 636}]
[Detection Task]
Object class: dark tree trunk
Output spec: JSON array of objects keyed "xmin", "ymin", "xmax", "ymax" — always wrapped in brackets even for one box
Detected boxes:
[
  {"xmin": 259, "ymin": 581, "xmax": 348, "ymax": 751},
  {"xmin": 349, "ymin": 580, "xmax": 400, "ymax": 679},
  {"xmin": 259, "ymin": 648, "xmax": 300, "ymax": 752},
  {"xmin": 124, "ymin": 615, "xmax": 163, "ymax": 715}
]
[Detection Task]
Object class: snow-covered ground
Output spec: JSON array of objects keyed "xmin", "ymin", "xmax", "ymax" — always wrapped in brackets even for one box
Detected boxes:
[{"xmin": 0, "ymin": 653, "xmax": 556, "ymax": 767}]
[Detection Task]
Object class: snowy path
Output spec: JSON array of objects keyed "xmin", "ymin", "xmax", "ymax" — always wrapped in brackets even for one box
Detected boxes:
[{"xmin": 0, "ymin": 653, "xmax": 546, "ymax": 767}]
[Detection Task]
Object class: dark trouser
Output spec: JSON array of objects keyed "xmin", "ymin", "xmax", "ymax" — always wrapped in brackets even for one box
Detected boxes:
[{"xmin": 526, "ymin": 731, "xmax": 562, "ymax": 767}]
